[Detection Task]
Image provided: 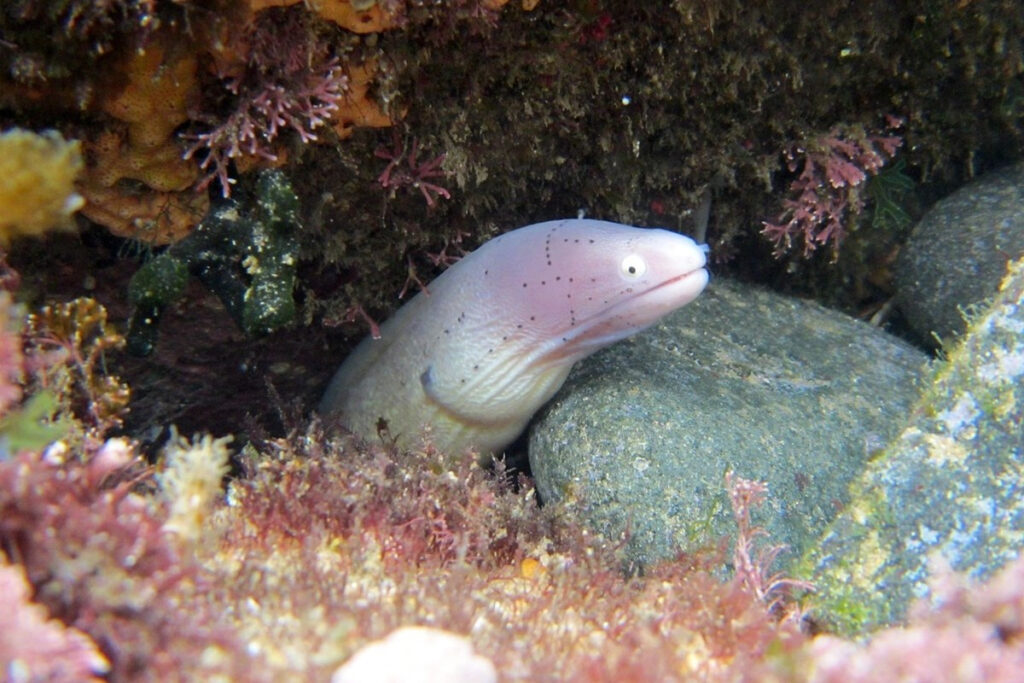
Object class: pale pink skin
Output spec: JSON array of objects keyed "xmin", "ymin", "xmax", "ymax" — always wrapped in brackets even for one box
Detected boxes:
[{"xmin": 320, "ymin": 219, "xmax": 709, "ymax": 456}]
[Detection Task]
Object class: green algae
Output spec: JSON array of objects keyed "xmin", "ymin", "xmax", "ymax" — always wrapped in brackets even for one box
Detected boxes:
[
  {"xmin": 126, "ymin": 169, "xmax": 300, "ymax": 355},
  {"xmin": 803, "ymin": 256, "xmax": 1024, "ymax": 636}
]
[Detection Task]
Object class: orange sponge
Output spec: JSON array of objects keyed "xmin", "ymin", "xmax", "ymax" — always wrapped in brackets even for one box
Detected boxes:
[
  {"xmin": 80, "ymin": 43, "xmax": 205, "ymax": 244},
  {"xmin": 333, "ymin": 62, "xmax": 396, "ymax": 139},
  {"xmin": 247, "ymin": 0, "xmax": 400, "ymax": 33}
]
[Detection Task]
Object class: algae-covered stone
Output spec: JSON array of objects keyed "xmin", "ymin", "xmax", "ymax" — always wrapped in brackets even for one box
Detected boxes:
[
  {"xmin": 128, "ymin": 253, "xmax": 189, "ymax": 307},
  {"xmin": 241, "ymin": 170, "xmax": 300, "ymax": 336},
  {"xmin": 529, "ymin": 278, "xmax": 926, "ymax": 568},
  {"xmin": 801, "ymin": 256, "xmax": 1024, "ymax": 636},
  {"xmin": 126, "ymin": 169, "xmax": 300, "ymax": 354},
  {"xmin": 895, "ymin": 162, "xmax": 1024, "ymax": 344}
]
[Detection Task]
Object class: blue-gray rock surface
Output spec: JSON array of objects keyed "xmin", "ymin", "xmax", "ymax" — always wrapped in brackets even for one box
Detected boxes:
[
  {"xmin": 895, "ymin": 162, "xmax": 1024, "ymax": 344},
  {"xmin": 800, "ymin": 256, "xmax": 1024, "ymax": 635},
  {"xmin": 528, "ymin": 278, "xmax": 927, "ymax": 568}
]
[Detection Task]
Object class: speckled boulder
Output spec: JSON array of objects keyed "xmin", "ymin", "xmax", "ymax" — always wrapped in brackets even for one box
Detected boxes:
[
  {"xmin": 528, "ymin": 278, "xmax": 927, "ymax": 568},
  {"xmin": 895, "ymin": 162, "xmax": 1024, "ymax": 344},
  {"xmin": 800, "ymin": 256, "xmax": 1024, "ymax": 636}
]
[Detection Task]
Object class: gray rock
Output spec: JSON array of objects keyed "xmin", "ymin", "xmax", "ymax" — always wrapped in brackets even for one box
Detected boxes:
[
  {"xmin": 895, "ymin": 162, "xmax": 1024, "ymax": 345},
  {"xmin": 528, "ymin": 278, "xmax": 927, "ymax": 567},
  {"xmin": 800, "ymin": 256, "xmax": 1024, "ymax": 636}
]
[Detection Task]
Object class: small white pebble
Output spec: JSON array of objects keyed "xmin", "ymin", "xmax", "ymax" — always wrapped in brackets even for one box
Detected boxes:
[
  {"xmin": 331, "ymin": 626, "xmax": 496, "ymax": 683},
  {"xmin": 42, "ymin": 440, "xmax": 69, "ymax": 464},
  {"xmin": 94, "ymin": 437, "xmax": 133, "ymax": 470}
]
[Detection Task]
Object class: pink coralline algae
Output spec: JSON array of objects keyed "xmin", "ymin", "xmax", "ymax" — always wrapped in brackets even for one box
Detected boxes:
[
  {"xmin": 375, "ymin": 133, "xmax": 452, "ymax": 207},
  {"xmin": 0, "ymin": 560, "xmax": 109, "ymax": 682},
  {"xmin": 0, "ymin": 445, "xmax": 257, "ymax": 680},
  {"xmin": 183, "ymin": 11, "xmax": 349, "ymax": 197},
  {"xmin": 807, "ymin": 555, "xmax": 1024, "ymax": 681},
  {"xmin": 763, "ymin": 121, "xmax": 903, "ymax": 257},
  {"xmin": 726, "ymin": 472, "xmax": 814, "ymax": 613}
]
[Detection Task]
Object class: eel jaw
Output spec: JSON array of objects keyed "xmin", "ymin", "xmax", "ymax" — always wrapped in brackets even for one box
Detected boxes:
[{"xmin": 540, "ymin": 266, "xmax": 709, "ymax": 365}]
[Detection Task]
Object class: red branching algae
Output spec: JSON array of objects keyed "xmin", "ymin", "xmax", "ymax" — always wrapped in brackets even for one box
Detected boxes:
[
  {"xmin": 6, "ymin": 403, "xmax": 1024, "ymax": 680},
  {"xmin": 184, "ymin": 9, "xmax": 350, "ymax": 197},
  {"xmin": 398, "ymin": 256, "xmax": 431, "ymax": 299},
  {"xmin": 375, "ymin": 133, "xmax": 452, "ymax": 207},
  {"xmin": 425, "ymin": 229, "xmax": 471, "ymax": 267},
  {"xmin": 763, "ymin": 120, "xmax": 903, "ymax": 257},
  {"xmin": 0, "ymin": 444, "xmax": 260, "ymax": 680},
  {"xmin": 727, "ymin": 471, "xmax": 814, "ymax": 613},
  {"xmin": 7, "ymin": 269, "xmax": 1019, "ymax": 679},
  {"xmin": 336, "ymin": 302, "xmax": 382, "ymax": 339},
  {"xmin": 191, "ymin": 429, "xmax": 813, "ymax": 679}
]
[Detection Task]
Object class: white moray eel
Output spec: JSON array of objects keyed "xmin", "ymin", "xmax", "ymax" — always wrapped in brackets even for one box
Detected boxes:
[{"xmin": 320, "ymin": 218, "xmax": 709, "ymax": 456}]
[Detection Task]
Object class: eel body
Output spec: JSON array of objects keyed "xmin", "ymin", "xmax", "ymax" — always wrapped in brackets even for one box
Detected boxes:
[{"xmin": 319, "ymin": 218, "xmax": 708, "ymax": 455}]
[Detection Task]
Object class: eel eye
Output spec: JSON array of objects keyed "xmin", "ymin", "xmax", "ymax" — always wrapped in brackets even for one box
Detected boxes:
[{"xmin": 620, "ymin": 253, "xmax": 647, "ymax": 279}]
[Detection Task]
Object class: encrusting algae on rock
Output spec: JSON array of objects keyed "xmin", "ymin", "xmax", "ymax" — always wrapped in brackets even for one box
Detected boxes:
[
  {"xmin": 801, "ymin": 254, "xmax": 1024, "ymax": 636},
  {"xmin": 125, "ymin": 169, "xmax": 301, "ymax": 355}
]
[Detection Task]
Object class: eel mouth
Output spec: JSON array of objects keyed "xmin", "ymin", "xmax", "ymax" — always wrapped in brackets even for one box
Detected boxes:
[
  {"xmin": 614, "ymin": 265, "xmax": 710, "ymax": 327},
  {"xmin": 540, "ymin": 265, "xmax": 710, "ymax": 365},
  {"xmin": 641, "ymin": 266, "xmax": 709, "ymax": 305}
]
